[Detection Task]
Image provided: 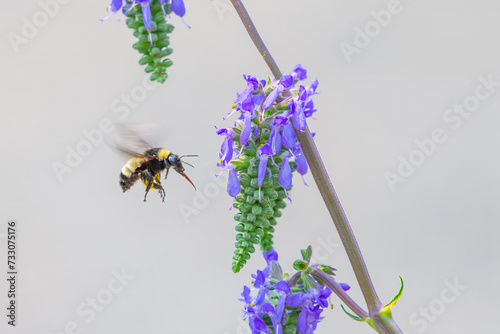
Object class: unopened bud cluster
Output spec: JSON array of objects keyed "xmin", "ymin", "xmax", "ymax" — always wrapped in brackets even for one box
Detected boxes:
[{"xmin": 124, "ymin": 0, "xmax": 174, "ymax": 83}]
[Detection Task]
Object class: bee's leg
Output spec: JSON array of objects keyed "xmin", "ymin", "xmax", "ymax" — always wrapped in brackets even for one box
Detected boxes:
[
  {"xmin": 164, "ymin": 167, "xmax": 171, "ymax": 180},
  {"xmin": 141, "ymin": 171, "xmax": 156, "ymax": 202},
  {"xmin": 153, "ymin": 174, "xmax": 166, "ymax": 202}
]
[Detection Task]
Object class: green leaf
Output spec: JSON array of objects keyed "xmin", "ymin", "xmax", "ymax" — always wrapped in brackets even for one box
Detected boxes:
[
  {"xmin": 301, "ymin": 272, "xmax": 317, "ymax": 291},
  {"xmin": 382, "ymin": 276, "xmax": 404, "ymax": 312},
  {"xmin": 318, "ymin": 264, "xmax": 337, "ymax": 276},
  {"xmin": 341, "ymin": 305, "xmax": 365, "ymax": 322},
  {"xmin": 269, "ymin": 261, "xmax": 284, "ymax": 281},
  {"xmin": 301, "ymin": 245, "xmax": 312, "ymax": 263}
]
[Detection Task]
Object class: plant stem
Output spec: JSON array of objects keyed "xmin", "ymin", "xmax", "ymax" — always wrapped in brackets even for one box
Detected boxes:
[
  {"xmin": 229, "ymin": 3, "xmax": 402, "ymax": 332},
  {"xmin": 311, "ymin": 266, "xmax": 368, "ymax": 319}
]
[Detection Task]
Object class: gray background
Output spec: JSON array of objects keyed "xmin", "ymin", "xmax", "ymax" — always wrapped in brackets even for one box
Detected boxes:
[{"xmin": 1, "ymin": 0, "xmax": 499, "ymax": 333}]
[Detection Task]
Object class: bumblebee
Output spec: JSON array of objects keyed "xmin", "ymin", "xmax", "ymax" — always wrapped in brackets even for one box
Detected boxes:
[{"xmin": 115, "ymin": 129, "xmax": 196, "ymax": 202}]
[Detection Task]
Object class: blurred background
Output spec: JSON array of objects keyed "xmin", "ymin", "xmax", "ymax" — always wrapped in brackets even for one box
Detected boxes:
[{"xmin": 1, "ymin": 0, "xmax": 499, "ymax": 333}]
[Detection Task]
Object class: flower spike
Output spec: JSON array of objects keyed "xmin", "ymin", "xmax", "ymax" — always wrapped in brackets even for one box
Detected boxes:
[{"xmin": 216, "ymin": 65, "xmax": 320, "ymax": 272}]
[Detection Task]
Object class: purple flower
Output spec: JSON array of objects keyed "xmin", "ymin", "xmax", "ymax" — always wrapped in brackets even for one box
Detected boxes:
[
  {"xmin": 292, "ymin": 64, "xmax": 308, "ymax": 81},
  {"xmin": 286, "ymin": 286, "xmax": 332, "ymax": 334},
  {"xmin": 240, "ymin": 286, "xmax": 269, "ymax": 334},
  {"xmin": 269, "ymin": 116, "xmax": 287, "ymax": 155},
  {"xmin": 240, "ymin": 111, "xmax": 252, "ymax": 147},
  {"xmin": 100, "ymin": 0, "xmax": 126, "ymax": 21},
  {"xmin": 282, "ymin": 121, "xmax": 296, "ymax": 149},
  {"xmin": 279, "ymin": 153, "xmax": 292, "ymax": 189},
  {"xmin": 239, "ymin": 249, "xmax": 339, "ymax": 334},
  {"xmin": 227, "ymin": 165, "xmax": 241, "ymax": 197},
  {"xmin": 290, "ymin": 99, "xmax": 306, "ymax": 130},
  {"xmin": 170, "ymin": 0, "xmax": 186, "ymax": 17},
  {"xmin": 111, "ymin": 0, "xmax": 124, "ymax": 12},
  {"xmin": 136, "ymin": 0, "xmax": 153, "ymax": 38},
  {"xmin": 257, "ymin": 144, "xmax": 273, "ymax": 188},
  {"xmin": 235, "ymin": 75, "xmax": 259, "ymax": 109},
  {"xmin": 263, "ymin": 74, "xmax": 294, "ymax": 110},
  {"xmin": 293, "ymin": 146, "xmax": 308, "ymax": 175},
  {"xmin": 263, "ymin": 249, "xmax": 278, "ymax": 263},
  {"xmin": 217, "ymin": 128, "xmax": 236, "ymax": 167}
]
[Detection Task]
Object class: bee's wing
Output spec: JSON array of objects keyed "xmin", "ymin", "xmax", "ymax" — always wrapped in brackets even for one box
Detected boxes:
[{"xmin": 108, "ymin": 124, "xmax": 157, "ymax": 159}]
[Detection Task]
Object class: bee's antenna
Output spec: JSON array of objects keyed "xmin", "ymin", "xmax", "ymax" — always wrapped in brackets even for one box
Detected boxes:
[
  {"xmin": 182, "ymin": 161, "xmax": 195, "ymax": 168},
  {"xmin": 179, "ymin": 154, "xmax": 198, "ymax": 159}
]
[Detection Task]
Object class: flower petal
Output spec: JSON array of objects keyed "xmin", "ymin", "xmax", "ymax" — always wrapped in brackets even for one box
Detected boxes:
[
  {"xmin": 292, "ymin": 64, "xmax": 307, "ymax": 81},
  {"xmin": 293, "ymin": 100, "xmax": 306, "ymax": 130},
  {"xmin": 227, "ymin": 166, "xmax": 241, "ymax": 197},
  {"xmin": 293, "ymin": 147, "xmax": 308, "ymax": 175},
  {"xmin": 110, "ymin": 0, "xmax": 123, "ymax": 13},
  {"xmin": 171, "ymin": 0, "xmax": 186, "ymax": 17},
  {"xmin": 282, "ymin": 122, "xmax": 296, "ymax": 149},
  {"xmin": 263, "ymin": 85, "xmax": 284, "ymax": 110},
  {"xmin": 278, "ymin": 153, "xmax": 292, "ymax": 189},
  {"xmin": 240, "ymin": 111, "xmax": 252, "ymax": 147},
  {"xmin": 286, "ymin": 292, "xmax": 307, "ymax": 307},
  {"xmin": 263, "ymin": 249, "xmax": 278, "ymax": 263}
]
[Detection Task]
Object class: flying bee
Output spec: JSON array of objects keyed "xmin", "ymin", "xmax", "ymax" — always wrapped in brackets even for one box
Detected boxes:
[{"xmin": 114, "ymin": 127, "xmax": 197, "ymax": 202}]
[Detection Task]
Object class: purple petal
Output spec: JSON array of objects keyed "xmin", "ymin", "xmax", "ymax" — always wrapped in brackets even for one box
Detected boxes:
[
  {"xmin": 138, "ymin": 1, "xmax": 152, "ymax": 31},
  {"xmin": 292, "ymin": 64, "xmax": 307, "ymax": 81},
  {"xmin": 240, "ymin": 111, "xmax": 252, "ymax": 146},
  {"xmin": 257, "ymin": 155, "xmax": 269, "ymax": 188},
  {"xmin": 279, "ymin": 74, "xmax": 294, "ymax": 89},
  {"xmin": 297, "ymin": 308, "xmax": 308, "ymax": 334},
  {"xmin": 227, "ymin": 167, "xmax": 241, "ymax": 197},
  {"xmin": 269, "ymin": 126, "xmax": 282, "ymax": 155},
  {"xmin": 219, "ymin": 138, "xmax": 233, "ymax": 166},
  {"xmin": 310, "ymin": 78, "xmax": 319, "ymax": 94},
  {"xmin": 252, "ymin": 92, "xmax": 265, "ymax": 106},
  {"xmin": 293, "ymin": 147, "xmax": 308, "ymax": 175},
  {"xmin": 261, "ymin": 302, "xmax": 275, "ymax": 313},
  {"xmin": 263, "ymin": 85, "xmax": 284, "ymax": 110},
  {"xmin": 235, "ymin": 75, "xmax": 258, "ymax": 106},
  {"xmin": 171, "ymin": 0, "xmax": 186, "ymax": 17},
  {"xmin": 293, "ymin": 100, "xmax": 306, "ymax": 130},
  {"xmin": 110, "ymin": 0, "xmax": 123, "ymax": 13},
  {"xmin": 241, "ymin": 286, "xmax": 252, "ymax": 304},
  {"xmin": 339, "ymin": 283, "xmax": 351, "ymax": 291},
  {"xmin": 258, "ymin": 144, "xmax": 273, "ymax": 157},
  {"xmin": 278, "ymin": 153, "xmax": 292, "ymax": 189},
  {"xmin": 254, "ymin": 287, "xmax": 266, "ymax": 305},
  {"xmin": 275, "ymin": 281, "xmax": 290, "ymax": 294},
  {"xmin": 298, "ymin": 85, "xmax": 308, "ymax": 101},
  {"xmin": 303, "ymin": 98, "xmax": 316, "ymax": 118},
  {"xmin": 286, "ymin": 292, "xmax": 307, "ymax": 307},
  {"xmin": 253, "ymin": 317, "xmax": 267, "ymax": 332},
  {"xmin": 263, "ymin": 249, "xmax": 278, "ymax": 263},
  {"xmin": 254, "ymin": 270, "xmax": 266, "ymax": 287},
  {"xmin": 282, "ymin": 122, "xmax": 296, "ymax": 149}
]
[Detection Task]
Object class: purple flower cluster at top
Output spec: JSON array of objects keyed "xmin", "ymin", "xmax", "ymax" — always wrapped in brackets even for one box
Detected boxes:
[
  {"xmin": 240, "ymin": 249, "xmax": 350, "ymax": 334},
  {"xmin": 218, "ymin": 65, "xmax": 319, "ymax": 198},
  {"xmin": 102, "ymin": 0, "xmax": 186, "ymax": 43}
]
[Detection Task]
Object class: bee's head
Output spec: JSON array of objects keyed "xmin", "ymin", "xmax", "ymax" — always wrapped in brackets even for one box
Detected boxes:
[{"xmin": 166, "ymin": 154, "xmax": 197, "ymax": 190}]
